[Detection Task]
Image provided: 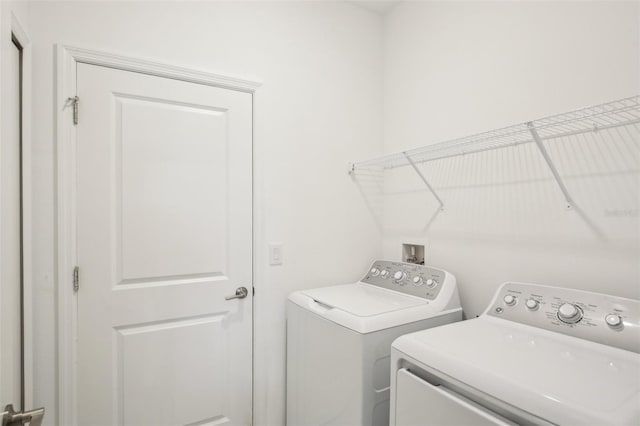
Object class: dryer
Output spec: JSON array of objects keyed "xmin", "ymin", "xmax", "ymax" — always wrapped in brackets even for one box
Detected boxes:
[
  {"xmin": 286, "ymin": 260, "xmax": 462, "ymax": 426},
  {"xmin": 390, "ymin": 282, "xmax": 640, "ymax": 426}
]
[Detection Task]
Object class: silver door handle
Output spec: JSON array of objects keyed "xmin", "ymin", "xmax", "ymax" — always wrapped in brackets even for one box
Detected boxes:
[
  {"xmin": 2, "ymin": 404, "xmax": 45, "ymax": 426},
  {"xmin": 225, "ymin": 287, "xmax": 248, "ymax": 300}
]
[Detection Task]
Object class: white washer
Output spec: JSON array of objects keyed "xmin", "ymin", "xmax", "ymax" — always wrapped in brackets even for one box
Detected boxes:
[
  {"xmin": 391, "ymin": 282, "xmax": 640, "ymax": 426},
  {"xmin": 286, "ymin": 260, "xmax": 462, "ymax": 426}
]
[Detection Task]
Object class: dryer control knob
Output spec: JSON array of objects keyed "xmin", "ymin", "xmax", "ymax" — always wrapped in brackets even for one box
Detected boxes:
[
  {"xmin": 412, "ymin": 276, "xmax": 423, "ymax": 286},
  {"xmin": 380, "ymin": 270, "xmax": 390, "ymax": 278},
  {"xmin": 370, "ymin": 268, "xmax": 380, "ymax": 277},
  {"xmin": 503, "ymin": 295, "xmax": 517, "ymax": 306},
  {"xmin": 557, "ymin": 303, "xmax": 583, "ymax": 324},
  {"xmin": 605, "ymin": 314, "xmax": 622, "ymax": 328},
  {"xmin": 525, "ymin": 299, "xmax": 539, "ymax": 310},
  {"xmin": 393, "ymin": 271, "xmax": 407, "ymax": 283},
  {"xmin": 426, "ymin": 279, "xmax": 437, "ymax": 288}
]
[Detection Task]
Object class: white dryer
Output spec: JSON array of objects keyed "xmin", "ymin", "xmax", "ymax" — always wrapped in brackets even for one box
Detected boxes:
[
  {"xmin": 391, "ymin": 282, "xmax": 640, "ymax": 426},
  {"xmin": 286, "ymin": 260, "xmax": 462, "ymax": 426}
]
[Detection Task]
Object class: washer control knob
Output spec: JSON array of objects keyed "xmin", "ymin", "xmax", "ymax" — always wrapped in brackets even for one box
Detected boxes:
[
  {"xmin": 393, "ymin": 271, "xmax": 407, "ymax": 283},
  {"xmin": 557, "ymin": 303, "xmax": 583, "ymax": 324},
  {"xmin": 525, "ymin": 299, "xmax": 539, "ymax": 310},
  {"xmin": 605, "ymin": 314, "xmax": 622, "ymax": 328},
  {"xmin": 412, "ymin": 276, "xmax": 423, "ymax": 286},
  {"xmin": 370, "ymin": 268, "xmax": 380, "ymax": 277},
  {"xmin": 503, "ymin": 295, "xmax": 517, "ymax": 306},
  {"xmin": 425, "ymin": 279, "xmax": 437, "ymax": 288},
  {"xmin": 380, "ymin": 270, "xmax": 389, "ymax": 278}
]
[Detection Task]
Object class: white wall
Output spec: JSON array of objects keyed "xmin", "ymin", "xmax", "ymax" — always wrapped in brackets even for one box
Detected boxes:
[
  {"xmin": 25, "ymin": 2, "xmax": 383, "ymax": 425},
  {"xmin": 378, "ymin": 1, "xmax": 640, "ymax": 317},
  {"xmin": 22, "ymin": 1, "xmax": 640, "ymax": 424}
]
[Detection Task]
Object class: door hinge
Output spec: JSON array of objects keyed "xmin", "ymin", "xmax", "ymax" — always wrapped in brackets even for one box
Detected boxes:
[
  {"xmin": 67, "ymin": 96, "xmax": 79, "ymax": 125},
  {"xmin": 73, "ymin": 266, "xmax": 79, "ymax": 292}
]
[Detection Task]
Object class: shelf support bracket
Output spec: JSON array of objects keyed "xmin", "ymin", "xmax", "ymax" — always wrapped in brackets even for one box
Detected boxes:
[
  {"xmin": 403, "ymin": 152, "xmax": 444, "ymax": 211},
  {"xmin": 527, "ymin": 122, "xmax": 574, "ymax": 209}
]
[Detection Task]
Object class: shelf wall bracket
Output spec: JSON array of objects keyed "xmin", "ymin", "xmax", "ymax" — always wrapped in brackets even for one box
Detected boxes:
[
  {"xmin": 527, "ymin": 122, "xmax": 574, "ymax": 210},
  {"xmin": 403, "ymin": 152, "xmax": 445, "ymax": 211}
]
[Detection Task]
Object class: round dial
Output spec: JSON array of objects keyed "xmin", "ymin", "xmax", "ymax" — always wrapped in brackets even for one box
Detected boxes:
[
  {"xmin": 525, "ymin": 299, "xmax": 539, "ymax": 310},
  {"xmin": 412, "ymin": 276, "xmax": 423, "ymax": 286},
  {"xmin": 393, "ymin": 271, "xmax": 407, "ymax": 283},
  {"xmin": 425, "ymin": 279, "xmax": 437, "ymax": 289},
  {"xmin": 380, "ymin": 270, "xmax": 389, "ymax": 278},
  {"xmin": 605, "ymin": 314, "xmax": 622, "ymax": 328},
  {"xmin": 503, "ymin": 295, "xmax": 516, "ymax": 306},
  {"xmin": 370, "ymin": 268, "xmax": 380, "ymax": 277},
  {"xmin": 557, "ymin": 303, "xmax": 583, "ymax": 324}
]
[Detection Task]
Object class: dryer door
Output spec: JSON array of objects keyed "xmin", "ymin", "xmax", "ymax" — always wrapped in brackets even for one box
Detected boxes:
[{"xmin": 394, "ymin": 369, "xmax": 515, "ymax": 426}]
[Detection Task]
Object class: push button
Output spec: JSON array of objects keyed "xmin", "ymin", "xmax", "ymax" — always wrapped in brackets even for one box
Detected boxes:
[
  {"xmin": 605, "ymin": 314, "xmax": 622, "ymax": 328},
  {"xmin": 503, "ymin": 295, "xmax": 516, "ymax": 306},
  {"xmin": 525, "ymin": 299, "xmax": 539, "ymax": 311}
]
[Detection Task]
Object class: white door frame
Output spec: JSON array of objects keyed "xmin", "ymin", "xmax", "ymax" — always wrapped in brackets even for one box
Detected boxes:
[
  {"xmin": 55, "ymin": 44, "xmax": 260, "ymax": 426},
  {"xmin": 3, "ymin": 11, "xmax": 34, "ymax": 410}
]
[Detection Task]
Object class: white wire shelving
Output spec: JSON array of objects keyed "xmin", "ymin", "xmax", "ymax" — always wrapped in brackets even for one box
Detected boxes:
[{"xmin": 349, "ymin": 95, "xmax": 640, "ymax": 210}]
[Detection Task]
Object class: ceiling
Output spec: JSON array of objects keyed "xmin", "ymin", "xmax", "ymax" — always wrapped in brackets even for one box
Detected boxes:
[{"xmin": 348, "ymin": 1, "xmax": 401, "ymax": 16}]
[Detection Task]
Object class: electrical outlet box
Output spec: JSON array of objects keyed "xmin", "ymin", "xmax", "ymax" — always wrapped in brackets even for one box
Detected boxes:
[{"xmin": 402, "ymin": 243, "xmax": 425, "ymax": 265}]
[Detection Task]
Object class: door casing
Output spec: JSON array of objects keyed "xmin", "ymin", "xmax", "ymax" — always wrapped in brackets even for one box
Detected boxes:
[
  {"xmin": 1, "ymin": 11, "xmax": 34, "ymax": 412},
  {"xmin": 55, "ymin": 45, "xmax": 261, "ymax": 426}
]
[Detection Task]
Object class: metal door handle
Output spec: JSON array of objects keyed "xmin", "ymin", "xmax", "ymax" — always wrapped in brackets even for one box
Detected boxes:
[
  {"xmin": 2, "ymin": 404, "xmax": 45, "ymax": 426},
  {"xmin": 225, "ymin": 287, "xmax": 248, "ymax": 300}
]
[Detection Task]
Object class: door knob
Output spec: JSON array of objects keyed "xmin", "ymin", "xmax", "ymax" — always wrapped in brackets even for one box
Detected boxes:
[
  {"xmin": 225, "ymin": 287, "xmax": 249, "ymax": 300},
  {"xmin": 2, "ymin": 404, "xmax": 45, "ymax": 426}
]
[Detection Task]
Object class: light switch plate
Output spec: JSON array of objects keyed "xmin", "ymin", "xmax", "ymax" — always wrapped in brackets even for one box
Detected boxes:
[{"xmin": 269, "ymin": 243, "xmax": 284, "ymax": 265}]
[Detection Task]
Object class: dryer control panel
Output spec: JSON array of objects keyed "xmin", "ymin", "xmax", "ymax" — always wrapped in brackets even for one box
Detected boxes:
[
  {"xmin": 487, "ymin": 282, "xmax": 640, "ymax": 353},
  {"xmin": 362, "ymin": 260, "xmax": 451, "ymax": 300}
]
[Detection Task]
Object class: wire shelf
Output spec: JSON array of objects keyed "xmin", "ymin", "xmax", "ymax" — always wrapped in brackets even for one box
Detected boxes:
[{"xmin": 351, "ymin": 95, "xmax": 640, "ymax": 171}]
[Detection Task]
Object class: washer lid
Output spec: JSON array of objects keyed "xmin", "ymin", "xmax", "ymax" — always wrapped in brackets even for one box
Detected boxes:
[
  {"xmin": 301, "ymin": 283, "xmax": 426, "ymax": 316},
  {"xmin": 392, "ymin": 316, "xmax": 640, "ymax": 426},
  {"xmin": 288, "ymin": 283, "xmax": 461, "ymax": 334}
]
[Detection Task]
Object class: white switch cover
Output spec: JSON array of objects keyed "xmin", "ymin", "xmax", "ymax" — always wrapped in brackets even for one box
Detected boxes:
[{"xmin": 269, "ymin": 243, "xmax": 284, "ymax": 265}]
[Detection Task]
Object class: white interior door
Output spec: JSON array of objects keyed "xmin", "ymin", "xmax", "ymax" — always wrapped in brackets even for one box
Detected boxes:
[{"xmin": 75, "ymin": 63, "xmax": 253, "ymax": 426}]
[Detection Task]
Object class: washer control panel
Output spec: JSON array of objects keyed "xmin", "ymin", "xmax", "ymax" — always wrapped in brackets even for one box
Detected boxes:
[
  {"xmin": 362, "ymin": 260, "xmax": 448, "ymax": 300},
  {"xmin": 488, "ymin": 282, "xmax": 640, "ymax": 353}
]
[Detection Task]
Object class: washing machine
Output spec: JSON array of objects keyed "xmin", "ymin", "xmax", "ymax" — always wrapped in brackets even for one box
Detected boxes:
[
  {"xmin": 286, "ymin": 260, "xmax": 462, "ymax": 426},
  {"xmin": 390, "ymin": 282, "xmax": 640, "ymax": 426}
]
